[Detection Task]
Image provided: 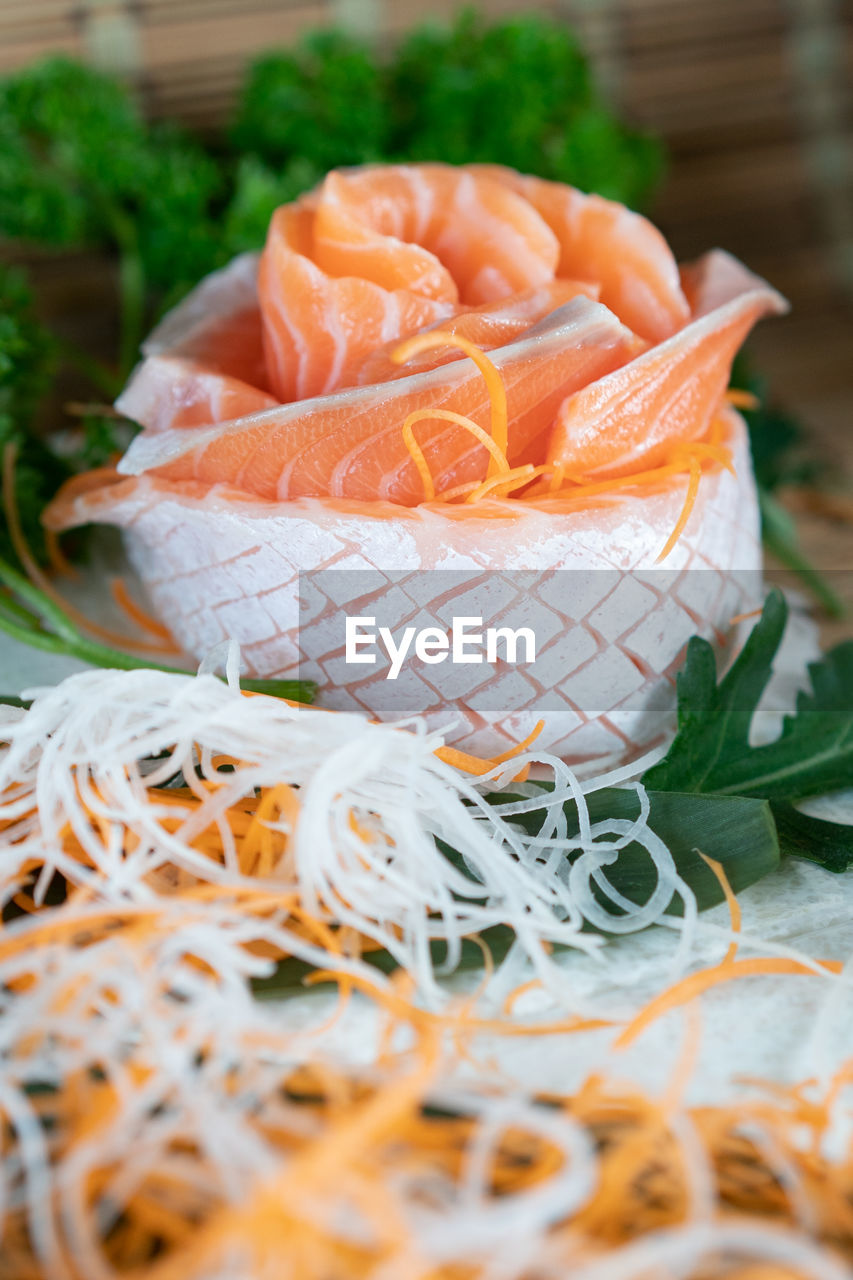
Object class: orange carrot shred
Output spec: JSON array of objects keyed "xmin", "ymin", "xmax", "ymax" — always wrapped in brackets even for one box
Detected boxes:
[
  {"xmin": 615, "ymin": 956, "xmax": 843, "ymax": 1050},
  {"xmin": 2, "ymin": 442, "xmax": 182, "ymax": 657},
  {"xmin": 729, "ymin": 606, "xmax": 764, "ymax": 626},
  {"xmin": 392, "ymin": 330, "xmax": 509, "ymax": 465},
  {"xmin": 401, "ymin": 407, "xmax": 510, "ymax": 504},
  {"xmin": 109, "ymin": 576, "xmax": 176, "ymax": 643},
  {"xmin": 699, "ymin": 852, "xmax": 741, "ymax": 963},
  {"xmin": 463, "ymin": 463, "xmax": 541, "ymax": 504},
  {"xmin": 655, "ymin": 455, "xmax": 702, "ymax": 563},
  {"xmin": 44, "ymin": 527, "xmax": 79, "ymax": 580},
  {"xmin": 725, "ymin": 388, "xmax": 760, "ymax": 410},
  {"xmin": 490, "ymin": 719, "xmax": 545, "ymax": 764}
]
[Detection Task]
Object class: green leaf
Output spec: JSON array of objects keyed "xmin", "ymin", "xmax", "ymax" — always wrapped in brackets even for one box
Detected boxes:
[
  {"xmin": 0, "ymin": 550, "xmax": 316, "ymax": 704},
  {"xmin": 486, "ymin": 786, "xmax": 779, "ymax": 920},
  {"xmin": 643, "ymin": 590, "xmax": 853, "ymax": 868},
  {"xmin": 771, "ymin": 801, "xmax": 853, "ymax": 874},
  {"xmin": 231, "ymin": 13, "xmax": 665, "ymax": 217},
  {"xmin": 0, "ymin": 56, "xmax": 224, "ymax": 372},
  {"xmin": 644, "ymin": 588, "xmax": 853, "ymax": 802},
  {"xmin": 221, "ymin": 155, "xmax": 323, "ymax": 255},
  {"xmin": 0, "ymin": 264, "xmax": 72, "ymax": 568},
  {"xmin": 0, "ymin": 57, "xmax": 145, "ymax": 248},
  {"xmin": 586, "ymin": 789, "xmax": 779, "ymax": 914},
  {"xmin": 643, "ymin": 588, "xmax": 788, "ymax": 795},
  {"xmin": 252, "ymin": 787, "xmax": 779, "ymax": 997}
]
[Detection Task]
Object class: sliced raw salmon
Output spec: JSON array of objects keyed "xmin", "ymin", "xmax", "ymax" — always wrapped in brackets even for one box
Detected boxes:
[
  {"xmin": 140, "ymin": 252, "xmax": 270, "ymax": 388},
  {"xmin": 45, "ymin": 409, "xmax": 760, "ymax": 766},
  {"xmin": 470, "ymin": 164, "xmax": 691, "ymax": 344},
  {"xmin": 350, "ymin": 280, "xmax": 601, "ymax": 385},
  {"xmin": 120, "ymin": 277, "xmax": 601, "ymax": 437},
  {"xmin": 118, "ymin": 299, "xmax": 639, "ymax": 506},
  {"xmin": 547, "ymin": 251, "xmax": 788, "ymax": 479},
  {"xmin": 118, "ymin": 356, "xmax": 277, "ymax": 434},
  {"xmin": 118, "ymin": 253, "xmax": 276, "ymax": 433},
  {"xmin": 258, "ymin": 164, "xmax": 563, "ymax": 402}
]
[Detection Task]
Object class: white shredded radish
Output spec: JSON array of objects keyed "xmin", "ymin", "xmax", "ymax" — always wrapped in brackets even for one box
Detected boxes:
[{"xmin": 0, "ymin": 664, "xmax": 695, "ymax": 1002}]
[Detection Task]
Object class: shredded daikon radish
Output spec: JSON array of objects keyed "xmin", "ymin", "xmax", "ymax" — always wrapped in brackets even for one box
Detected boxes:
[{"xmin": 0, "ymin": 664, "xmax": 695, "ymax": 1004}]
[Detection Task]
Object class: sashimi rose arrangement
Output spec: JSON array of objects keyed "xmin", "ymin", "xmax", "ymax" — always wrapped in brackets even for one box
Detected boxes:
[{"xmin": 43, "ymin": 161, "xmax": 785, "ymax": 761}]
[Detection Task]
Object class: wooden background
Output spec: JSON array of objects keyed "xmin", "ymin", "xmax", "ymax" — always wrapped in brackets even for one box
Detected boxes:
[{"xmin": 1, "ymin": 0, "xmax": 851, "ymax": 623}]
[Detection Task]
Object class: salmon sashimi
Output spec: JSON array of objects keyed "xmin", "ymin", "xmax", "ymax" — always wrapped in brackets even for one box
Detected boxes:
[
  {"xmin": 547, "ymin": 251, "xmax": 788, "ymax": 478},
  {"xmin": 117, "ymin": 277, "xmax": 601, "ymax": 436},
  {"xmin": 138, "ymin": 252, "xmax": 270, "ymax": 388},
  {"xmin": 118, "ymin": 299, "xmax": 639, "ymax": 506},
  {"xmin": 117, "ymin": 253, "xmax": 276, "ymax": 433},
  {"xmin": 470, "ymin": 164, "xmax": 691, "ymax": 343},
  {"xmin": 46, "ymin": 161, "xmax": 788, "ymax": 766},
  {"xmin": 46, "ymin": 409, "xmax": 761, "ymax": 764},
  {"xmin": 118, "ymin": 356, "xmax": 277, "ymax": 434},
  {"xmin": 110, "ymin": 165, "xmax": 783, "ymax": 507},
  {"xmin": 349, "ymin": 279, "xmax": 601, "ymax": 384},
  {"xmin": 258, "ymin": 165, "xmax": 566, "ymax": 402}
]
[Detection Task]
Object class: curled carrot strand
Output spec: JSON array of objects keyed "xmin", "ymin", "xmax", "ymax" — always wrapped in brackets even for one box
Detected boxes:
[
  {"xmin": 392, "ymin": 330, "xmax": 508, "ymax": 466},
  {"xmin": 401, "ymin": 408, "xmax": 510, "ymax": 503}
]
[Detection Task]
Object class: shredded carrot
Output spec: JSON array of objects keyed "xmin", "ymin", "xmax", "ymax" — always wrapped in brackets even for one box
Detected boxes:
[
  {"xmin": 548, "ymin": 459, "xmax": 687, "ymax": 502},
  {"xmin": 44, "ymin": 527, "xmax": 79, "ymax": 580},
  {"xmin": 655, "ymin": 455, "xmax": 702, "ymax": 563},
  {"xmin": 490, "ymin": 719, "xmax": 545, "ymax": 764},
  {"xmin": 463, "ymin": 463, "xmax": 542, "ymax": 503},
  {"xmin": 729, "ymin": 605, "xmax": 764, "ymax": 626},
  {"xmin": 392, "ymin": 333, "xmax": 735, "ymax": 560},
  {"xmin": 109, "ymin": 576, "xmax": 176, "ymax": 643},
  {"xmin": 680, "ymin": 440, "xmax": 736, "ymax": 475},
  {"xmin": 726, "ymin": 388, "xmax": 760, "ymax": 410},
  {"xmin": 503, "ymin": 977, "xmax": 543, "ymax": 1014},
  {"xmin": 615, "ymin": 956, "xmax": 843, "ymax": 1050},
  {"xmin": 392, "ymin": 330, "xmax": 509, "ymax": 464},
  {"xmin": 2, "ymin": 442, "xmax": 182, "ymax": 657},
  {"xmin": 699, "ymin": 852, "xmax": 741, "ymax": 963},
  {"xmin": 401, "ymin": 407, "xmax": 510, "ymax": 502}
]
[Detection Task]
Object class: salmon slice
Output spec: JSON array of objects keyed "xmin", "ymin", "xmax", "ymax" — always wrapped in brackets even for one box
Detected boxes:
[
  {"xmin": 139, "ymin": 252, "xmax": 270, "ymax": 387},
  {"xmin": 118, "ymin": 299, "xmax": 639, "ymax": 506},
  {"xmin": 350, "ymin": 279, "xmax": 601, "ymax": 385},
  {"xmin": 258, "ymin": 164, "xmax": 563, "ymax": 402},
  {"xmin": 120, "ymin": 276, "xmax": 599, "ymax": 437},
  {"xmin": 117, "ymin": 253, "xmax": 277, "ymax": 434},
  {"xmin": 45, "ymin": 409, "xmax": 761, "ymax": 766},
  {"xmin": 117, "ymin": 356, "xmax": 277, "ymax": 434},
  {"xmin": 547, "ymin": 251, "xmax": 788, "ymax": 479},
  {"xmin": 471, "ymin": 164, "xmax": 691, "ymax": 344},
  {"xmin": 312, "ymin": 165, "xmax": 560, "ymax": 302}
]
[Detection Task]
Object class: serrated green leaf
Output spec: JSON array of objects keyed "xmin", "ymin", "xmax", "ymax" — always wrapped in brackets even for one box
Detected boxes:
[
  {"xmin": 643, "ymin": 588, "xmax": 787, "ymax": 794},
  {"xmin": 644, "ymin": 589, "xmax": 853, "ymax": 809},
  {"xmin": 793, "ymin": 641, "xmax": 853, "ymax": 716}
]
